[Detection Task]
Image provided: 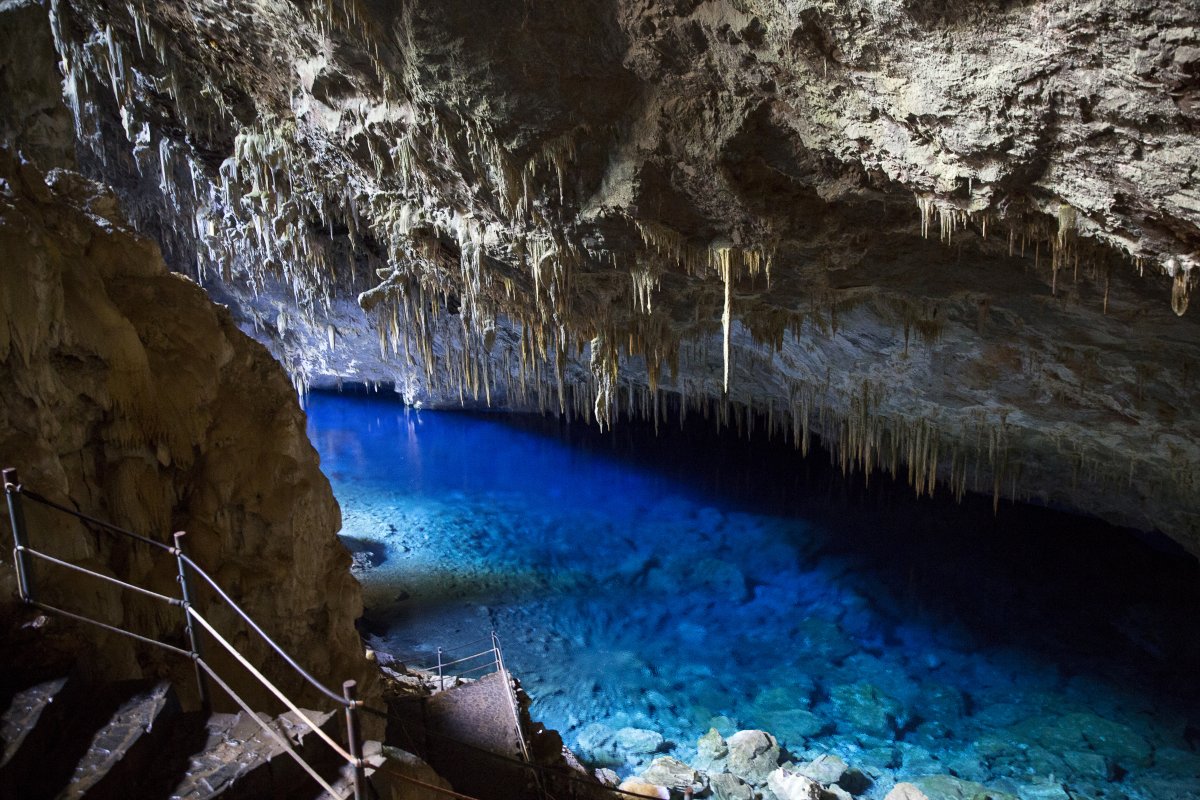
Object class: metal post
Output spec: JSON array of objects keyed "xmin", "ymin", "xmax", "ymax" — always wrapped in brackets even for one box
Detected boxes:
[
  {"xmin": 174, "ymin": 531, "xmax": 211, "ymax": 712},
  {"xmin": 436, "ymin": 646, "xmax": 444, "ymax": 691},
  {"xmin": 343, "ymin": 679, "xmax": 365, "ymax": 800},
  {"xmin": 3, "ymin": 468, "xmax": 33, "ymax": 603}
]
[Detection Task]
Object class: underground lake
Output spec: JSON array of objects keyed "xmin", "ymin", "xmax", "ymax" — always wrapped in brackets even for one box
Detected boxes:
[{"xmin": 306, "ymin": 388, "xmax": 1200, "ymax": 800}]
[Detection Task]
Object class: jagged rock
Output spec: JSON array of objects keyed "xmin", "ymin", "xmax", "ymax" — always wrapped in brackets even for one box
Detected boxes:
[
  {"xmin": 767, "ymin": 768, "xmax": 822, "ymax": 800},
  {"xmin": 793, "ymin": 754, "xmax": 848, "ymax": 785},
  {"xmin": 595, "ymin": 768, "xmax": 621, "ymax": 787},
  {"xmin": 641, "ymin": 756, "xmax": 701, "ymax": 791},
  {"xmin": 695, "ymin": 727, "xmax": 729, "ymax": 772},
  {"xmin": 726, "ymin": 730, "xmax": 782, "ymax": 786},
  {"xmin": 710, "ymin": 772, "xmax": 755, "ymax": 800},
  {"xmin": 0, "ymin": 151, "xmax": 375, "ymax": 713}
]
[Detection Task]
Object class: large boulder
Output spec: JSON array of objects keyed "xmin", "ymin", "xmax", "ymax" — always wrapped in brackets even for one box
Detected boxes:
[
  {"xmin": 641, "ymin": 757, "xmax": 701, "ymax": 792},
  {"xmin": 829, "ymin": 683, "xmax": 905, "ymax": 737},
  {"xmin": 726, "ymin": 730, "xmax": 783, "ymax": 786}
]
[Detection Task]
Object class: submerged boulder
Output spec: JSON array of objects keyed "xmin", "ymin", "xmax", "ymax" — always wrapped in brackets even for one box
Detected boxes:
[
  {"xmin": 641, "ymin": 756, "xmax": 701, "ymax": 792},
  {"xmin": 726, "ymin": 729, "xmax": 783, "ymax": 786},
  {"xmin": 829, "ymin": 683, "xmax": 906, "ymax": 736},
  {"xmin": 710, "ymin": 772, "xmax": 754, "ymax": 800}
]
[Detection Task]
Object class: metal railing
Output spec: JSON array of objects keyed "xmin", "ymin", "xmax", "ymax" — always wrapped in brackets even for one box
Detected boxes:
[
  {"xmin": 406, "ymin": 631, "xmax": 534, "ymax": 767},
  {"xmin": 2, "ymin": 468, "xmax": 366, "ymax": 800},
  {"xmin": 2, "ymin": 469, "xmax": 670, "ymax": 800}
]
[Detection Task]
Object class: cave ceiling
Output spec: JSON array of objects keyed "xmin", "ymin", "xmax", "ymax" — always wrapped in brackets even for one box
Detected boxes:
[{"xmin": 12, "ymin": 0, "xmax": 1200, "ymax": 551}]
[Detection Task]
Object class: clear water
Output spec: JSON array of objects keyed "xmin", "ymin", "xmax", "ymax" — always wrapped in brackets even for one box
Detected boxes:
[{"xmin": 306, "ymin": 389, "xmax": 1200, "ymax": 799}]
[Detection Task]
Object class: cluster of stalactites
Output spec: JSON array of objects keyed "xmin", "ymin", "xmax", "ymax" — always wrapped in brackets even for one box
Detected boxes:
[
  {"xmin": 635, "ymin": 219, "xmax": 775, "ymax": 395},
  {"xmin": 915, "ymin": 193, "xmax": 1195, "ymax": 316}
]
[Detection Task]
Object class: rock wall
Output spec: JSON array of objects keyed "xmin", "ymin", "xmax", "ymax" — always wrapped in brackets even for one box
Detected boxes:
[
  {"xmin": 0, "ymin": 148, "xmax": 374, "ymax": 712},
  {"xmin": 15, "ymin": 1, "xmax": 1200, "ymax": 553}
]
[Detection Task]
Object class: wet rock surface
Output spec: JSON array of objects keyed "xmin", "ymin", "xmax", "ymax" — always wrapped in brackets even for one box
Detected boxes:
[{"xmin": 0, "ymin": 152, "xmax": 374, "ymax": 711}]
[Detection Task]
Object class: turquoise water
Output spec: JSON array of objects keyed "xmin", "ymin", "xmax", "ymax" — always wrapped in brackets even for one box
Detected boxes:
[{"xmin": 307, "ymin": 389, "xmax": 1200, "ymax": 799}]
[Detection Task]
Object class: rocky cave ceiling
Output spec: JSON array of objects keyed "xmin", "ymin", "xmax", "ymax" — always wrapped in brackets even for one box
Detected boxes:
[{"xmin": 5, "ymin": 0, "xmax": 1200, "ymax": 552}]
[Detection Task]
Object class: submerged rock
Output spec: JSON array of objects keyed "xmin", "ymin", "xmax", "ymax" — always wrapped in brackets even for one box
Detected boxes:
[
  {"xmin": 829, "ymin": 683, "xmax": 906, "ymax": 737},
  {"xmin": 710, "ymin": 772, "xmax": 754, "ymax": 800},
  {"xmin": 616, "ymin": 727, "xmax": 666, "ymax": 755},
  {"xmin": 726, "ymin": 730, "xmax": 783, "ymax": 786},
  {"xmin": 910, "ymin": 774, "xmax": 1020, "ymax": 800},
  {"xmin": 695, "ymin": 727, "xmax": 729, "ymax": 772},
  {"xmin": 792, "ymin": 754, "xmax": 848, "ymax": 785},
  {"xmin": 884, "ymin": 784, "xmax": 929, "ymax": 800},
  {"xmin": 641, "ymin": 756, "xmax": 701, "ymax": 792}
]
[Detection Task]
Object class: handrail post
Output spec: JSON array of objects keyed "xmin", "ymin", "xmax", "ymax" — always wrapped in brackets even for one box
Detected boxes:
[
  {"xmin": 436, "ymin": 647, "xmax": 444, "ymax": 691},
  {"xmin": 343, "ymin": 680, "xmax": 365, "ymax": 800},
  {"xmin": 174, "ymin": 531, "xmax": 211, "ymax": 712},
  {"xmin": 3, "ymin": 468, "xmax": 34, "ymax": 603}
]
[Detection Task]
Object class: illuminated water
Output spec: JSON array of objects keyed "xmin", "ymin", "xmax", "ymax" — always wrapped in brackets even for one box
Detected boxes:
[{"xmin": 307, "ymin": 389, "xmax": 1200, "ymax": 799}]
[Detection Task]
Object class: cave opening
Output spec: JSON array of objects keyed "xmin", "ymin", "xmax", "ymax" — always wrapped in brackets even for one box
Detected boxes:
[{"xmin": 307, "ymin": 386, "xmax": 1200, "ymax": 798}]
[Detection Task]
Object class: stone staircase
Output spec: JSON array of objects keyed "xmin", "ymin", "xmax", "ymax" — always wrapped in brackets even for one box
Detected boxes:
[{"xmin": 0, "ymin": 668, "xmax": 371, "ymax": 799}]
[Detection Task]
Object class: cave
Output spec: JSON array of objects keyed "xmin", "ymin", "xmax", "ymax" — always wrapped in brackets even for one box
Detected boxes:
[{"xmin": 1, "ymin": 2, "xmax": 1199, "ymax": 800}]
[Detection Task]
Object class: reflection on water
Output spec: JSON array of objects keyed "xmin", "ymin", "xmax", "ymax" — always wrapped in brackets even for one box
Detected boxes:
[{"xmin": 307, "ymin": 389, "xmax": 1200, "ymax": 800}]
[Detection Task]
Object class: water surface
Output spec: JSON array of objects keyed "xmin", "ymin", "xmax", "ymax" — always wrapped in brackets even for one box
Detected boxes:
[{"xmin": 307, "ymin": 389, "xmax": 1200, "ymax": 799}]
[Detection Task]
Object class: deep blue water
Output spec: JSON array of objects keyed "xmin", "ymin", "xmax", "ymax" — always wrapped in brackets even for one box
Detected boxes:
[{"xmin": 306, "ymin": 389, "xmax": 1200, "ymax": 800}]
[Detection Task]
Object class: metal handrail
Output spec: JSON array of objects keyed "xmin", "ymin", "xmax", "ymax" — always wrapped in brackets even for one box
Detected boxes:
[
  {"xmin": 18, "ymin": 546, "xmax": 184, "ymax": 607},
  {"xmin": 2, "ymin": 468, "xmax": 365, "ymax": 800},
  {"xmin": 4, "ymin": 470, "xmax": 660, "ymax": 800},
  {"xmin": 195, "ymin": 657, "xmax": 342, "ymax": 797},
  {"xmin": 179, "ymin": 551, "xmax": 352, "ymax": 708}
]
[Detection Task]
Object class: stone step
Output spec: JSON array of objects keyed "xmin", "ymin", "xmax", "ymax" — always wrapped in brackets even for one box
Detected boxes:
[
  {"xmin": 0, "ymin": 676, "xmax": 161, "ymax": 799},
  {"xmin": 169, "ymin": 707, "xmax": 343, "ymax": 800},
  {"xmin": 0, "ymin": 672, "xmax": 71, "ymax": 772},
  {"xmin": 57, "ymin": 680, "xmax": 180, "ymax": 800}
]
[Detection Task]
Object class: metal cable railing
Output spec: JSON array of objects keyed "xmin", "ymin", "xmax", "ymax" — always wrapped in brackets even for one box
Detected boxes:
[
  {"xmin": 2, "ymin": 467, "xmax": 366, "ymax": 800},
  {"xmin": 3, "ymin": 469, "xmax": 668, "ymax": 800}
]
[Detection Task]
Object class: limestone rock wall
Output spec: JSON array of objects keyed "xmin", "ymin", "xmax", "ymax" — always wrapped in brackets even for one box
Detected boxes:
[
  {"xmin": 15, "ymin": 1, "xmax": 1200, "ymax": 553},
  {"xmin": 0, "ymin": 149, "xmax": 374, "ymax": 712}
]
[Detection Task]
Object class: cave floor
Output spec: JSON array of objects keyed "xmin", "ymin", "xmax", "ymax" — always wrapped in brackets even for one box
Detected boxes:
[{"xmin": 307, "ymin": 390, "xmax": 1200, "ymax": 800}]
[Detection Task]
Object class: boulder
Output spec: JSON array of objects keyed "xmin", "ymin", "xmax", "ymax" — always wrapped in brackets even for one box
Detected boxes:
[
  {"xmin": 1011, "ymin": 713, "xmax": 1152, "ymax": 767},
  {"xmin": 595, "ymin": 768, "xmax": 620, "ymax": 787},
  {"xmin": 641, "ymin": 757, "xmax": 701, "ymax": 791},
  {"xmin": 726, "ymin": 730, "xmax": 783, "ymax": 786},
  {"xmin": 767, "ymin": 768, "xmax": 822, "ymax": 800},
  {"xmin": 696, "ymin": 727, "xmax": 729, "ymax": 772},
  {"xmin": 758, "ymin": 709, "xmax": 826, "ymax": 742},
  {"xmin": 829, "ymin": 683, "xmax": 904, "ymax": 736},
  {"xmin": 884, "ymin": 784, "xmax": 930, "ymax": 800},
  {"xmin": 911, "ymin": 775, "xmax": 1021, "ymax": 800},
  {"xmin": 616, "ymin": 727, "xmax": 665, "ymax": 755},
  {"xmin": 710, "ymin": 772, "xmax": 754, "ymax": 800},
  {"xmin": 794, "ymin": 754, "xmax": 848, "ymax": 785}
]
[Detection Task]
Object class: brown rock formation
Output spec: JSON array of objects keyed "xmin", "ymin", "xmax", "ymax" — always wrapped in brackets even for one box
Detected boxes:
[
  {"xmin": 0, "ymin": 149, "xmax": 373, "ymax": 711},
  {"xmin": 7, "ymin": 2, "xmax": 1200, "ymax": 552}
]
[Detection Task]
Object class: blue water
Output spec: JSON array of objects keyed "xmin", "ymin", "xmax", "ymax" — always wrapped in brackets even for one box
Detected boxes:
[{"xmin": 307, "ymin": 390, "xmax": 1200, "ymax": 799}]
